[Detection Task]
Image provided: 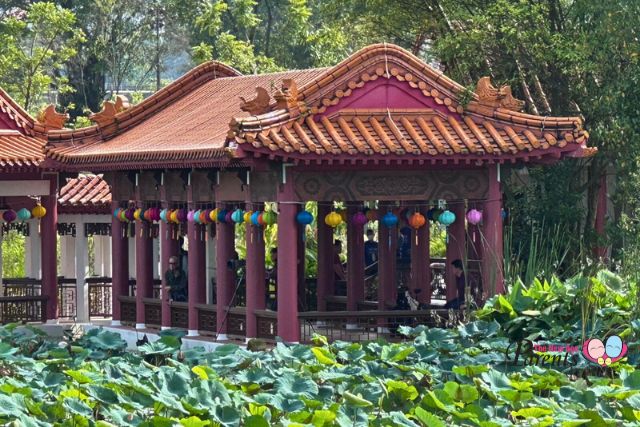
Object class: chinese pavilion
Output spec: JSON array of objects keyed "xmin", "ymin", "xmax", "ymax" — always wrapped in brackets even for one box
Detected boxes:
[{"xmin": 1, "ymin": 44, "xmax": 593, "ymax": 343}]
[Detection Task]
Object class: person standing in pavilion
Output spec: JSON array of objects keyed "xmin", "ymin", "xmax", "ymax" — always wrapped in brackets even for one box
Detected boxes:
[
  {"xmin": 444, "ymin": 259, "xmax": 466, "ymax": 309},
  {"xmin": 364, "ymin": 228, "xmax": 378, "ymax": 275}
]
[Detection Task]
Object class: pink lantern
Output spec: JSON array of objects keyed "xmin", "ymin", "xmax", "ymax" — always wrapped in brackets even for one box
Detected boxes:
[
  {"xmin": 225, "ymin": 211, "xmax": 233, "ymax": 224},
  {"xmin": 352, "ymin": 211, "xmax": 367, "ymax": 226},
  {"xmin": 466, "ymin": 209, "xmax": 482, "ymax": 225},
  {"xmin": 187, "ymin": 210, "xmax": 195, "ymax": 223}
]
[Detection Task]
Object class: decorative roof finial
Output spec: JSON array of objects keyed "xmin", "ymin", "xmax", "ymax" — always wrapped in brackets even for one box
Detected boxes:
[
  {"xmin": 89, "ymin": 95, "xmax": 131, "ymax": 127},
  {"xmin": 475, "ymin": 77, "xmax": 525, "ymax": 111},
  {"xmin": 36, "ymin": 104, "xmax": 68, "ymax": 130},
  {"xmin": 240, "ymin": 87, "xmax": 270, "ymax": 115}
]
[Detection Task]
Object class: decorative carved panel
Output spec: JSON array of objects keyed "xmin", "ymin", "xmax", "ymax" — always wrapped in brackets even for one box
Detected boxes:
[{"xmin": 293, "ymin": 169, "xmax": 488, "ymax": 201}]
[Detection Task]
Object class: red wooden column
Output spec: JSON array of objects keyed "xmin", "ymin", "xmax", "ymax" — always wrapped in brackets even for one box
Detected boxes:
[
  {"xmin": 135, "ymin": 219, "xmax": 153, "ymax": 329},
  {"xmin": 41, "ymin": 176, "xmax": 57, "ymax": 321},
  {"xmin": 378, "ymin": 206, "xmax": 394, "ymax": 310},
  {"xmin": 297, "ymin": 205, "xmax": 306, "ymax": 310},
  {"xmin": 276, "ymin": 180, "xmax": 300, "ymax": 342},
  {"xmin": 347, "ymin": 204, "xmax": 365, "ymax": 311},
  {"xmin": 215, "ymin": 204, "xmax": 235, "ymax": 340},
  {"xmin": 482, "ymin": 165, "xmax": 505, "ymax": 296},
  {"xmin": 445, "ymin": 202, "xmax": 466, "ymax": 302},
  {"xmin": 187, "ymin": 220, "xmax": 206, "ymax": 335},
  {"xmin": 316, "ymin": 203, "xmax": 332, "ymax": 311},
  {"xmin": 111, "ymin": 201, "xmax": 129, "ymax": 325},
  {"xmin": 245, "ymin": 202, "xmax": 265, "ymax": 339},
  {"xmin": 411, "ymin": 206, "xmax": 431, "ymax": 304}
]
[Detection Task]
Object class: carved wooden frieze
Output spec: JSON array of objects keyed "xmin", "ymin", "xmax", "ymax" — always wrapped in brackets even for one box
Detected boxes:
[{"xmin": 293, "ymin": 169, "xmax": 489, "ymax": 201}]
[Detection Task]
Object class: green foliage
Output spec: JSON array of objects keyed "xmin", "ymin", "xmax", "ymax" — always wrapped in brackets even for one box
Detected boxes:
[
  {"xmin": 0, "ymin": 271, "xmax": 637, "ymax": 425},
  {"xmin": 1, "ymin": 231, "xmax": 25, "ymax": 278},
  {"xmin": 0, "ymin": 2, "xmax": 85, "ymax": 112}
]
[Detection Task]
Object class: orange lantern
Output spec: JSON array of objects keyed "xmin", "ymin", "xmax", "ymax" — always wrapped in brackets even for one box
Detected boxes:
[{"xmin": 408, "ymin": 212, "xmax": 426, "ymax": 229}]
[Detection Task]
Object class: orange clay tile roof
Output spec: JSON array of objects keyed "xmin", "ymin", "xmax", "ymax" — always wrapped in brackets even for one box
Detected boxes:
[
  {"xmin": 45, "ymin": 64, "xmax": 327, "ymax": 169},
  {"xmin": 229, "ymin": 43, "xmax": 592, "ymax": 163},
  {"xmin": 58, "ymin": 174, "xmax": 111, "ymax": 213},
  {"xmin": 0, "ymin": 130, "xmax": 45, "ymax": 170}
]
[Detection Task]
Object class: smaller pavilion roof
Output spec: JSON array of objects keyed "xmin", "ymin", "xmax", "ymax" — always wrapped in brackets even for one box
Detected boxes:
[{"xmin": 58, "ymin": 174, "xmax": 111, "ymax": 214}]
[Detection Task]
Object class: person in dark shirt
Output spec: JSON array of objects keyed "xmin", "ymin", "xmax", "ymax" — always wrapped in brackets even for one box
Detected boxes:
[
  {"xmin": 444, "ymin": 259, "xmax": 465, "ymax": 309},
  {"xmin": 364, "ymin": 229, "xmax": 378, "ymax": 274},
  {"xmin": 165, "ymin": 256, "xmax": 188, "ymax": 302},
  {"xmin": 333, "ymin": 240, "xmax": 346, "ymax": 281},
  {"xmin": 266, "ymin": 248, "xmax": 278, "ymax": 310}
]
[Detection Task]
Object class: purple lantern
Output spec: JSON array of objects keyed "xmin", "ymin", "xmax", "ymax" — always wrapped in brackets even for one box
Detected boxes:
[
  {"xmin": 2, "ymin": 209, "xmax": 17, "ymax": 223},
  {"xmin": 176, "ymin": 208, "xmax": 188, "ymax": 223},
  {"xmin": 125, "ymin": 208, "xmax": 135, "ymax": 222},
  {"xmin": 466, "ymin": 209, "xmax": 482, "ymax": 225},
  {"xmin": 352, "ymin": 211, "xmax": 367, "ymax": 226}
]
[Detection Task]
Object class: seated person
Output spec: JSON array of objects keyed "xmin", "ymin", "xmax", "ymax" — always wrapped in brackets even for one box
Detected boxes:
[
  {"xmin": 165, "ymin": 256, "xmax": 187, "ymax": 302},
  {"xmin": 444, "ymin": 259, "xmax": 466, "ymax": 309}
]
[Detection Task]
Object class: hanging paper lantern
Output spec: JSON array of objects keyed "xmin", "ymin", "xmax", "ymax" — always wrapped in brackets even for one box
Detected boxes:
[
  {"xmin": 217, "ymin": 209, "xmax": 228, "ymax": 223},
  {"xmin": 438, "ymin": 210, "xmax": 456, "ymax": 226},
  {"xmin": 160, "ymin": 209, "xmax": 168, "ymax": 223},
  {"xmin": 408, "ymin": 212, "xmax": 426, "ymax": 229},
  {"xmin": 32, "ymin": 203, "xmax": 46, "ymax": 219},
  {"xmin": 113, "ymin": 208, "xmax": 122, "ymax": 219},
  {"xmin": 466, "ymin": 209, "xmax": 482, "ymax": 225},
  {"xmin": 167, "ymin": 210, "xmax": 176, "ymax": 223},
  {"xmin": 324, "ymin": 211, "xmax": 342, "ymax": 228},
  {"xmin": 251, "ymin": 211, "xmax": 261, "ymax": 226},
  {"xmin": 262, "ymin": 211, "xmax": 277, "ymax": 225},
  {"xmin": 118, "ymin": 210, "xmax": 128, "ymax": 222},
  {"xmin": 199, "ymin": 210, "xmax": 208, "ymax": 224},
  {"xmin": 189, "ymin": 210, "xmax": 197, "ymax": 223},
  {"xmin": 225, "ymin": 210, "xmax": 233, "ymax": 224},
  {"xmin": 501, "ymin": 209, "xmax": 508, "ymax": 220},
  {"xmin": 125, "ymin": 208, "xmax": 136, "ymax": 222},
  {"xmin": 258, "ymin": 212, "xmax": 266, "ymax": 226},
  {"xmin": 296, "ymin": 210, "xmax": 314, "ymax": 225},
  {"xmin": 244, "ymin": 211, "xmax": 253, "ymax": 224},
  {"xmin": 231, "ymin": 209, "xmax": 244, "ymax": 224},
  {"xmin": 209, "ymin": 208, "xmax": 219, "ymax": 223},
  {"xmin": 352, "ymin": 211, "xmax": 367, "ymax": 227},
  {"xmin": 382, "ymin": 212, "xmax": 398, "ymax": 227},
  {"xmin": 175, "ymin": 208, "xmax": 187, "ymax": 223},
  {"xmin": 143, "ymin": 209, "xmax": 153, "ymax": 222},
  {"xmin": 2, "ymin": 209, "xmax": 16, "ymax": 223},
  {"xmin": 365, "ymin": 209, "xmax": 378, "ymax": 222},
  {"xmin": 151, "ymin": 207, "xmax": 161, "ymax": 222},
  {"xmin": 133, "ymin": 208, "xmax": 142, "ymax": 221}
]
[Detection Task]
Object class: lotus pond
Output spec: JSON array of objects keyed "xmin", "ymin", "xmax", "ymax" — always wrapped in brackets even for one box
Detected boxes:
[{"xmin": 0, "ymin": 272, "xmax": 638, "ymax": 426}]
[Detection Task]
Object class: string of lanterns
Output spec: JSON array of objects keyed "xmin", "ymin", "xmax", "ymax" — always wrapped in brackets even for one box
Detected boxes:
[{"xmin": 0, "ymin": 203, "xmax": 47, "ymax": 224}]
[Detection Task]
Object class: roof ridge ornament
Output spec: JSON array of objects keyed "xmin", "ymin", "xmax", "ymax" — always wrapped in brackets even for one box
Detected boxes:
[
  {"xmin": 36, "ymin": 104, "xmax": 68, "ymax": 130},
  {"xmin": 475, "ymin": 77, "xmax": 525, "ymax": 112},
  {"xmin": 240, "ymin": 87, "xmax": 271, "ymax": 115},
  {"xmin": 274, "ymin": 79, "xmax": 304, "ymax": 115},
  {"xmin": 89, "ymin": 95, "xmax": 131, "ymax": 127}
]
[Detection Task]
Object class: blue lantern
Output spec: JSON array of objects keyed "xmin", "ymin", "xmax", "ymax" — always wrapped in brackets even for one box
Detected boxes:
[
  {"xmin": 438, "ymin": 210, "xmax": 456, "ymax": 226},
  {"xmin": 231, "ymin": 209, "xmax": 244, "ymax": 223},
  {"xmin": 296, "ymin": 210, "xmax": 314, "ymax": 225},
  {"xmin": 251, "ymin": 211, "xmax": 261, "ymax": 226},
  {"xmin": 501, "ymin": 209, "xmax": 508, "ymax": 220},
  {"xmin": 382, "ymin": 212, "xmax": 398, "ymax": 227},
  {"xmin": 217, "ymin": 209, "xmax": 228, "ymax": 223},
  {"xmin": 194, "ymin": 209, "xmax": 202, "ymax": 224}
]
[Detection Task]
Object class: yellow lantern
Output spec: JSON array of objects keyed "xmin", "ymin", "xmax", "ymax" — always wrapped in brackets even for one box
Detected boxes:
[
  {"xmin": 209, "ymin": 208, "xmax": 219, "ymax": 223},
  {"xmin": 244, "ymin": 211, "xmax": 253, "ymax": 223},
  {"xmin": 325, "ymin": 211, "xmax": 342, "ymax": 228},
  {"xmin": 133, "ymin": 208, "xmax": 142, "ymax": 221},
  {"xmin": 169, "ymin": 209, "xmax": 178, "ymax": 223},
  {"xmin": 31, "ymin": 203, "xmax": 46, "ymax": 219}
]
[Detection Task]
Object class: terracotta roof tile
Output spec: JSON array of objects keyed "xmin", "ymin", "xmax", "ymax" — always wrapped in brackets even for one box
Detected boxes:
[
  {"xmin": 0, "ymin": 130, "xmax": 45, "ymax": 169},
  {"xmin": 58, "ymin": 174, "xmax": 111, "ymax": 213}
]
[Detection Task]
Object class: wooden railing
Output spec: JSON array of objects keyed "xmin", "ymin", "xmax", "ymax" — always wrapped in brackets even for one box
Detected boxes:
[
  {"xmin": 119, "ymin": 296, "xmax": 136, "ymax": 325},
  {"xmin": 88, "ymin": 277, "xmax": 112, "ymax": 317},
  {"xmin": 255, "ymin": 310, "xmax": 277, "ymax": 341},
  {"xmin": 170, "ymin": 301, "xmax": 188, "ymax": 329},
  {"xmin": 227, "ymin": 307, "xmax": 246, "ymax": 338},
  {"xmin": 58, "ymin": 278, "xmax": 76, "ymax": 319},
  {"xmin": 2, "ymin": 278, "xmax": 42, "ymax": 296},
  {"xmin": 298, "ymin": 309, "xmax": 465, "ymax": 343},
  {"xmin": 197, "ymin": 304, "xmax": 216, "ymax": 335},
  {"xmin": 143, "ymin": 298, "xmax": 161, "ymax": 328},
  {"xmin": 0, "ymin": 296, "xmax": 48, "ymax": 324},
  {"xmin": 128, "ymin": 279, "xmax": 162, "ymax": 298}
]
